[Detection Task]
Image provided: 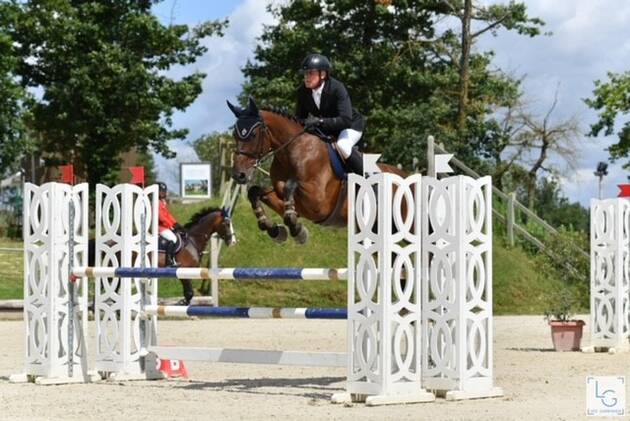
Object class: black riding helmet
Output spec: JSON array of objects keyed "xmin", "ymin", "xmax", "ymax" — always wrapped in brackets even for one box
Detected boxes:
[
  {"xmin": 157, "ymin": 182, "xmax": 167, "ymax": 193},
  {"xmin": 301, "ymin": 54, "xmax": 331, "ymax": 73}
]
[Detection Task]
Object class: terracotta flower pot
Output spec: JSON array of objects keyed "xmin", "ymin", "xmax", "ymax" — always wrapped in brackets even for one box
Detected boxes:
[{"xmin": 549, "ymin": 320, "xmax": 585, "ymax": 351}]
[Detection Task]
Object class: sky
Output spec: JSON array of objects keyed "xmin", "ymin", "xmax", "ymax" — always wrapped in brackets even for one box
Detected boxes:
[{"xmin": 151, "ymin": 0, "xmax": 629, "ymax": 204}]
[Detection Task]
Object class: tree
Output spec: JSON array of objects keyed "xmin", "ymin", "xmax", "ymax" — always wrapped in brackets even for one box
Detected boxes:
[
  {"xmin": 438, "ymin": 0, "xmax": 545, "ymax": 133},
  {"xmin": 534, "ymin": 177, "xmax": 589, "ymax": 232},
  {"xmin": 0, "ymin": 1, "xmax": 30, "ymax": 176},
  {"xmin": 10, "ymin": 0, "xmax": 226, "ymax": 186},
  {"xmin": 241, "ymin": 0, "xmax": 527, "ymax": 169},
  {"xmin": 585, "ymin": 71, "xmax": 630, "ymax": 168},
  {"xmin": 494, "ymin": 89, "xmax": 582, "ymax": 210}
]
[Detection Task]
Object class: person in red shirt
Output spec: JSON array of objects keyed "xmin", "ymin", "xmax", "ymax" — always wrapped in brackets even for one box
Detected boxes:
[{"xmin": 158, "ymin": 182, "xmax": 182, "ymax": 266}]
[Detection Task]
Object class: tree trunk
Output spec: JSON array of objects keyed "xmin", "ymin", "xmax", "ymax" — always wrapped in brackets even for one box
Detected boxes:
[
  {"xmin": 526, "ymin": 136, "xmax": 550, "ymax": 210},
  {"xmin": 457, "ymin": 0, "xmax": 472, "ymax": 133}
]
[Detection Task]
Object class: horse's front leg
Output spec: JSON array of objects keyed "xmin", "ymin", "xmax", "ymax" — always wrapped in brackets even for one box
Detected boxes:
[
  {"xmin": 248, "ymin": 186, "xmax": 288, "ymax": 243},
  {"xmin": 282, "ymin": 179, "xmax": 309, "ymax": 244}
]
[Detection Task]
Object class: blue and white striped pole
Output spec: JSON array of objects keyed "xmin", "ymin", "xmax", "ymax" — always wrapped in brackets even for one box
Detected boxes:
[
  {"xmin": 72, "ymin": 267, "xmax": 348, "ymax": 281},
  {"xmin": 144, "ymin": 305, "xmax": 347, "ymax": 319}
]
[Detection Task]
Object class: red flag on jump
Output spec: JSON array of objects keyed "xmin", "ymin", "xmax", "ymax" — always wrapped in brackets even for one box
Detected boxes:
[
  {"xmin": 618, "ymin": 184, "xmax": 630, "ymax": 198},
  {"xmin": 129, "ymin": 166, "xmax": 145, "ymax": 186},
  {"xmin": 59, "ymin": 165, "xmax": 74, "ymax": 185}
]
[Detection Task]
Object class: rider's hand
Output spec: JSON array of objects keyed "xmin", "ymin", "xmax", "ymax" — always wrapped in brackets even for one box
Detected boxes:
[
  {"xmin": 304, "ymin": 116, "xmax": 322, "ymax": 129},
  {"xmin": 174, "ymin": 223, "xmax": 183, "ymax": 231}
]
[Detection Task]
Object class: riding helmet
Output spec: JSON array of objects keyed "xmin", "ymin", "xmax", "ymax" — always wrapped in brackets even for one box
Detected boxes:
[
  {"xmin": 157, "ymin": 182, "xmax": 167, "ymax": 193},
  {"xmin": 301, "ymin": 54, "xmax": 331, "ymax": 73}
]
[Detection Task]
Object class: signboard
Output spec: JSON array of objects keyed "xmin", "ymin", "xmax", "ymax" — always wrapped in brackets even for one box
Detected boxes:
[{"xmin": 180, "ymin": 163, "xmax": 212, "ymax": 199}]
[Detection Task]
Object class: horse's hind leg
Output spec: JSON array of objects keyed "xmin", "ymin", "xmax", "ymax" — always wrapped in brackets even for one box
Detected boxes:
[
  {"xmin": 283, "ymin": 179, "xmax": 309, "ymax": 244},
  {"xmin": 248, "ymin": 186, "xmax": 288, "ymax": 243}
]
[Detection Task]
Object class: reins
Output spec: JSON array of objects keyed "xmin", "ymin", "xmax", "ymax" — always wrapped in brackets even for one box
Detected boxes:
[{"xmin": 235, "ymin": 120, "xmax": 306, "ymax": 174}]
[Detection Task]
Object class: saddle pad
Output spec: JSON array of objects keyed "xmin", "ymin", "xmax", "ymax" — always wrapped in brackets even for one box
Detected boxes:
[
  {"xmin": 326, "ymin": 143, "xmax": 348, "ymax": 180},
  {"xmin": 158, "ymin": 232, "xmax": 184, "ymax": 253}
]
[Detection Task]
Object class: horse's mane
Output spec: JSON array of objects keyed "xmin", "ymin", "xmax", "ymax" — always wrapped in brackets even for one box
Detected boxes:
[
  {"xmin": 184, "ymin": 207, "xmax": 222, "ymax": 229},
  {"xmin": 260, "ymin": 106, "xmax": 304, "ymax": 126}
]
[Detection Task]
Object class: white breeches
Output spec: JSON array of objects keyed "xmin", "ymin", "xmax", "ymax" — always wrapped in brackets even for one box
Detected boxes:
[
  {"xmin": 160, "ymin": 229, "xmax": 177, "ymax": 243},
  {"xmin": 336, "ymin": 128, "xmax": 362, "ymax": 158}
]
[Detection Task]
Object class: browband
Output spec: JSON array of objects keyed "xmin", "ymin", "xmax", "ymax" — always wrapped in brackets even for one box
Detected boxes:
[{"xmin": 234, "ymin": 117, "xmax": 263, "ymax": 140}]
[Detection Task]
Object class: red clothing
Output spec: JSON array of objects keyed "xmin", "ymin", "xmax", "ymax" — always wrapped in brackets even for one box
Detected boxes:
[{"xmin": 158, "ymin": 199, "xmax": 178, "ymax": 233}]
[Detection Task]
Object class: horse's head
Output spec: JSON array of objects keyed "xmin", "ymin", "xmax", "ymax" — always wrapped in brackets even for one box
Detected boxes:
[
  {"xmin": 227, "ymin": 97, "xmax": 272, "ymax": 184},
  {"xmin": 217, "ymin": 207, "xmax": 237, "ymax": 247},
  {"xmin": 185, "ymin": 207, "xmax": 237, "ymax": 252}
]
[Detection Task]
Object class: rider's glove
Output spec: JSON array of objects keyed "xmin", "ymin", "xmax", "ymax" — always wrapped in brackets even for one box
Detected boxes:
[{"xmin": 304, "ymin": 116, "xmax": 322, "ymax": 129}]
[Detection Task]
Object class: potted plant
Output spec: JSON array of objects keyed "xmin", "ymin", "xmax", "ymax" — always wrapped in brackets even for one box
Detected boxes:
[{"xmin": 544, "ymin": 290, "xmax": 585, "ymax": 351}]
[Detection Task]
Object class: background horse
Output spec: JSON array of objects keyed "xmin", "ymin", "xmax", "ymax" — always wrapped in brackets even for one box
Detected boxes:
[
  {"xmin": 162, "ymin": 207, "xmax": 236, "ymax": 304},
  {"xmin": 227, "ymin": 97, "xmax": 406, "ymax": 244},
  {"xmin": 89, "ymin": 207, "xmax": 236, "ymax": 304}
]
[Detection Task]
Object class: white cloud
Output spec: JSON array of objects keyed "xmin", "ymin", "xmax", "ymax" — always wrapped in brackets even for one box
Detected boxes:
[
  {"xmin": 155, "ymin": 0, "xmax": 275, "ymax": 191},
  {"xmin": 476, "ymin": 0, "xmax": 630, "ymax": 204}
]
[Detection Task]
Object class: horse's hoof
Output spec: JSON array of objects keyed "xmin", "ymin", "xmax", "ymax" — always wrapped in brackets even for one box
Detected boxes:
[
  {"xmin": 294, "ymin": 226, "xmax": 309, "ymax": 245},
  {"xmin": 270, "ymin": 224, "xmax": 288, "ymax": 243},
  {"xmin": 283, "ymin": 210, "xmax": 297, "ymax": 227},
  {"xmin": 247, "ymin": 186, "xmax": 263, "ymax": 203}
]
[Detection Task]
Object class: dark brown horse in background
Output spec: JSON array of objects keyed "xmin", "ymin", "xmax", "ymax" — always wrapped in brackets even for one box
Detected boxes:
[
  {"xmin": 89, "ymin": 207, "xmax": 236, "ymax": 304},
  {"xmin": 227, "ymin": 97, "xmax": 406, "ymax": 244},
  {"xmin": 160, "ymin": 207, "xmax": 236, "ymax": 304}
]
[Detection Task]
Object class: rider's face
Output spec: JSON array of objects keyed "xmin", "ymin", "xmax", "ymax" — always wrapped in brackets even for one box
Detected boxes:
[{"xmin": 304, "ymin": 69, "xmax": 325, "ymax": 89}]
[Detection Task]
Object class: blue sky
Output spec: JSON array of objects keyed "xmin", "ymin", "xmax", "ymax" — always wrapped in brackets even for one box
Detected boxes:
[{"xmin": 152, "ymin": 0, "xmax": 629, "ymax": 204}]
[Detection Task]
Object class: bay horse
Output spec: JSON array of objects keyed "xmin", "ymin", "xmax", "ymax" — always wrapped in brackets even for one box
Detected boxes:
[
  {"xmin": 89, "ymin": 207, "xmax": 236, "ymax": 305},
  {"xmin": 160, "ymin": 207, "xmax": 236, "ymax": 304},
  {"xmin": 227, "ymin": 97, "xmax": 406, "ymax": 244}
]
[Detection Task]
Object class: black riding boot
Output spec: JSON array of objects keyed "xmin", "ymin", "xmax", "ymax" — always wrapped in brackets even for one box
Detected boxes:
[
  {"xmin": 166, "ymin": 241, "xmax": 178, "ymax": 267},
  {"xmin": 346, "ymin": 147, "xmax": 364, "ymax": 175}
]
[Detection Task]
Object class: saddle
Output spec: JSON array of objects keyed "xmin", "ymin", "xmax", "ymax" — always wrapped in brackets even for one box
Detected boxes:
[
  {"xmin": 158, "ymin": 231, "xmax": 186, "ymax": 254},
  {"xmin": 309, "ymin": 127, "xmax": 349, "ymax": 181},
  {"xmin": 304, "ymin": 128, "xmax": 348, "ymax": 227}
]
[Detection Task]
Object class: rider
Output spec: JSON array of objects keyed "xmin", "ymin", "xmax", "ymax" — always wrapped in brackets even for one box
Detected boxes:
[
  {"xmin": 158, "ymin": 182, "xmax": 182, "ymax": 267},
  {"xmin": 296, "ymin": 53, "xmax": 365, "ymax": 175}
]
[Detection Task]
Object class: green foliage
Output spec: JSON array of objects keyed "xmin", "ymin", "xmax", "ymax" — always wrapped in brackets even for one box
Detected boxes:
[
  {"xmin": 532, "ymin": 177, "xmax": 589, "ymax": 232},
  {"xmin": 543, "ymin": 289, "xmax": 578, "ymax": 322},
  {"xmin": 585, "ymin": 71, "xmax": 630, "ymax": 167},
  {"xmin": 0, "ymin": 2, "xmax": 31, "ymax": 176},
  {"xmin": 0, "ymin": 186, "xmax": 22, "ymax": 239},
  {"xmin": 8, "ymin": 0, "xmax": 227, "ymax": 185},
  {"xmin": 240, "ymin": 0, "xmax": 537, "ymax": 169}
]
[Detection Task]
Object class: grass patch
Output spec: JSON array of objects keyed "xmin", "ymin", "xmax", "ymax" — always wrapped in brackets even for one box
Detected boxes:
[{"xmin": 0, "ymin": 239, "xmax": 23, "ymax": 298}]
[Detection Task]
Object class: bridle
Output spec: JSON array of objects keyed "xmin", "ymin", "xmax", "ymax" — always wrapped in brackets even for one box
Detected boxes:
[
  {"xmin": 218, "ymin": 215, "xmax": 236, "ymax": 245},
  {"xmin": 185, "ymin": 210, "xmax": 236, "ymax": 260},
  {"xmin": 234, "ymin": 117, "xmax": 306, "ymax": 171}
]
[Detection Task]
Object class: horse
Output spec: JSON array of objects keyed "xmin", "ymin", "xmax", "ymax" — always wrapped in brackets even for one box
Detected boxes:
[
  {"xmin": 227, "ymin": 97, "xmax": 407, "ymax": 244},
  {"xmin": 89, "ymin": 207, "xmax": 236, "ymax": 304},
  {"xmin": 161, "ymin": 207, "xmax": 237, "ymax": 304}
]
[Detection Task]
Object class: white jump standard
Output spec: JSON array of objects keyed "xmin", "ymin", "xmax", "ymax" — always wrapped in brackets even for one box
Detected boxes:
[
  {"xmin": 586, "ymin": 196, "xmax": 630, "ymax": 353},
  {"xmin": 15, "ymin": 173, "xmax": 502, "ymax": 406}
]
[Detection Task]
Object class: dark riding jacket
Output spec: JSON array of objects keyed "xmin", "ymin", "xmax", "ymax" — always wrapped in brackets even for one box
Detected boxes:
[{"xmin": 296, "ymin": 76, "xmax": 365, "ymax": 137}]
